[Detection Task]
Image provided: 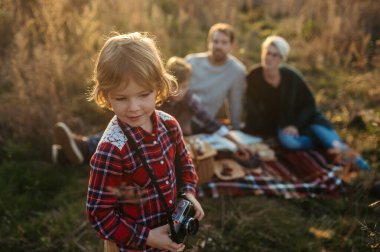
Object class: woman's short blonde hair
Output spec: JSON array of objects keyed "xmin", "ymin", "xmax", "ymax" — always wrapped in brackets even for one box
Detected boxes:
[
  {"xmin": 165, "ymin": 56, "xmax": 192, "ymax": 84},
  {"xmin": 89, "ymin": 32, "xmax": 177, "ymax": 108},
  {"xmin": 262, "ymin": 35, "xmax": 290, "ymax": 61}
]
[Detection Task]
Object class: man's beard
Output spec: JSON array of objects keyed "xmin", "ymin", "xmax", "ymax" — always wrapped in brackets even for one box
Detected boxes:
[{"xmin": 212, "ymin": 49, "xmax": 227, "ymax": 63}]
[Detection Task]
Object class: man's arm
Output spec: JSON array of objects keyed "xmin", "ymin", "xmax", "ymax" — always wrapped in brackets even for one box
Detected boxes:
[{"xmin": 227, "ymin": 73, "xmax": 246, "ymax": 129}]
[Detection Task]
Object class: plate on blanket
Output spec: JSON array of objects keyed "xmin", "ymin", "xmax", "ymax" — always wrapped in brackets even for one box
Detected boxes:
[{"xmin": 214, "ymin": 159, "xmax": 246, "ymax": 180}]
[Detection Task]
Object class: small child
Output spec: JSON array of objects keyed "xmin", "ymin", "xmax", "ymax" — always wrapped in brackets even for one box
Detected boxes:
[
  {"xmin": 86, "ymin": 32, "xmax": 204, "ymax": 252},
  {"xmin": 161, "ymin": 56, "xmax": 251, "ymax": 157}
]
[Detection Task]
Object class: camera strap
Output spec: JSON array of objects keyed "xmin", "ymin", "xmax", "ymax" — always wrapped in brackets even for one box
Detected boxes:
[{"xmin": 123, "ymin": 130, "xmax": 178, "ymax": 241}]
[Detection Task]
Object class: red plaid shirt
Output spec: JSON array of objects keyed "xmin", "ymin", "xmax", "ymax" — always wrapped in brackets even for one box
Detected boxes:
[{"xmin": 86, "ymin": 110, "xmax": 198, "ymax": 251}]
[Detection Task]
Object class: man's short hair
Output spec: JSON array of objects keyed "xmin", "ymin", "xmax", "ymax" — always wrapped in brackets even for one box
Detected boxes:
[{"xmin": 208, "ymin": 23, "xmax": 235, "ymax": 43}]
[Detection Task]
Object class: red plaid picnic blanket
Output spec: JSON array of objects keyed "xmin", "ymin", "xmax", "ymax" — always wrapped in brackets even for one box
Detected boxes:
[{"xmin": 197, "ymin": 149, "xmax": 349, "ymax": 199}]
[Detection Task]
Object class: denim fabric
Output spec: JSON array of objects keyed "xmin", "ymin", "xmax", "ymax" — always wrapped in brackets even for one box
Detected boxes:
[
  {"xmin": 277, "ymin": 124, "xmax": 370, "ymax": 170},
  {"xmin": 277, "ymin": 130, "xmax": 314, "ymax": 150},
  {"xmin": 309, "ymin": 124, "xmax": 347, "ymax": 149},
  {"xmin": 278, "ymin": 124, "xmax": 346, "ymax": 150}
]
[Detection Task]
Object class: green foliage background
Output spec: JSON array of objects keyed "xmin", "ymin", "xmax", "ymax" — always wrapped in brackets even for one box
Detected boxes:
[{"xmin": 0, "ymin": 0, "xmax": 379, "ymax": 251}]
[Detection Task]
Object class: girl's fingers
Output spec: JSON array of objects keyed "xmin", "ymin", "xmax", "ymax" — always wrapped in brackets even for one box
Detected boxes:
[{"xmin": 168, "ymin": 242, "xmax": 184, "ymax": 251}]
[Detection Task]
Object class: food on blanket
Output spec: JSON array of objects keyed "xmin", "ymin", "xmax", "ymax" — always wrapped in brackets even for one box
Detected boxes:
[
  {"xmin": 222, "ymin": 167, "xmax": 232, "ymax": 176},
  {"xmin": 214, "ymin": 159, "xmax": 245, "ymax": 180},
  {"xmin": 233, "ymin": 151, "xmax": 261, "ymax": 168},
  {"xmin": 249, "ymin": 143, "xmax": 276, "ymax": 161},
  {"xmin": 221, "ymin": 164, "xmax": 234, "ymax": 176}
]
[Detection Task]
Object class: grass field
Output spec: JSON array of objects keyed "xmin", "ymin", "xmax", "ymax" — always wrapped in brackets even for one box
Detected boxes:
[{"xmin": 0, "ymin": 156, "xmax": 379, "ymax": 251}]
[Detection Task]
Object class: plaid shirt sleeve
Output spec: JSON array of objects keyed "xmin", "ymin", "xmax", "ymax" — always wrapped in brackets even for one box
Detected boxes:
[
  {"xmin": 186, "ymin": 93, "xmax": 223, "ymax": 134},
  {"xmin": 86, "ymin": 142, "xmax": 150, "ymax": 248},
  {"xmin": 169, "ymin": 117, "xmax": 198, "ymax": 194}
]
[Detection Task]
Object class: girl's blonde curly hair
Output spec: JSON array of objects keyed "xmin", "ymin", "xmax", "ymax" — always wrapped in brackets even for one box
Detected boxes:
[{"xmin": 88, "ymin": 32, "xmax": 177, "ymax": 108}]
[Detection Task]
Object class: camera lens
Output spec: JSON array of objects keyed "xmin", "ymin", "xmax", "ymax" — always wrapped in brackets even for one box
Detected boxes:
[{"xmin": 184, "ymin": 217, "xmax": 199, "ymax": 235}]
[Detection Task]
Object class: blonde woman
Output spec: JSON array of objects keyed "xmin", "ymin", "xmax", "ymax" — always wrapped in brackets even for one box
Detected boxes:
[{"xmin": 244, "ymin": 35, "xmax": 370, "ymax": 170}]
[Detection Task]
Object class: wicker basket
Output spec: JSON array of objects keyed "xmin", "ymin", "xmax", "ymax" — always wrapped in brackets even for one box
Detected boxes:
[
  {"xmin": 104, "ymin": 240, "xmax": 118, "ymax": 252},
  {"xmin": 185, "ymin": 137, "xmax": 217, "ymax": 185}
]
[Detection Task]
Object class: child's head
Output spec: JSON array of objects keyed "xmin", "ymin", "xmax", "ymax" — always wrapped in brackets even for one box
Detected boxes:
[
  {"xmin": 89, "ymin": 32, "xmax": 177, "ymax": 109},
  {"xmin": 165, "ymin": 56, "xmax": 192, "ymax": 101}
]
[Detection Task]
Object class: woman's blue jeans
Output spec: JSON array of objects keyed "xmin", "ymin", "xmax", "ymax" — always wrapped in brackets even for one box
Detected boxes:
[
  {"xmin": 277, "ymin": 124, "xmax": 370, "ymax": 170},
  {"xmin": 277, "ymin": 124, "xmax": 347, "ymax": 150}
]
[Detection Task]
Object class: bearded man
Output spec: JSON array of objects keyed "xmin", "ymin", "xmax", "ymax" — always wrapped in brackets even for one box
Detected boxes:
[{"xmin": 185, "ymin": 23, "xmax": 246, "ymax": 131}]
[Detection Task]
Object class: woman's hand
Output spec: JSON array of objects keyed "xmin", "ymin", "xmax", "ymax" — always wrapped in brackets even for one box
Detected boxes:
[
  {"xmin": 283, "ymin": 125, "xmax": 299, "ymax": 136},
  {"xmin": 184, "ymin": 192, "xmax": 205, "ymax": 220},
  {"xmin": 146, "ymin": 224, "xmax": 185, "ymax": 251}
]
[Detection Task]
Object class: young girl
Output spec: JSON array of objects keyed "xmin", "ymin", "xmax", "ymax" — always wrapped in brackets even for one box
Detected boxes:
[{"xmin": 86, "ymin": 32, "xmax": 204, "ymax": 252}]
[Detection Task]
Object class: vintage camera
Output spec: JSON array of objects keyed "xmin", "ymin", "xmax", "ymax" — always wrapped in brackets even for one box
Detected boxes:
[{"xmin": 170, "ymin": 195, "xmax": 199, "ymax": 243}]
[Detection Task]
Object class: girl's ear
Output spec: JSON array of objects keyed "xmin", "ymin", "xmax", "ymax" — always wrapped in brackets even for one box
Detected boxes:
[{"xmin": 104, "ymin": 97, "xmax": 113, "ymax": 110}]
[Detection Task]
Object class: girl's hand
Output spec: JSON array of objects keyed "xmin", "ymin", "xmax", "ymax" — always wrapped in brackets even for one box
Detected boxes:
[
  {"xmin": 146, "ymin": 224, "xmax": 185, "ymax": 251},
  {"xmin": 184, "ymin": 193, "xmax": 205, "ymax": 220}
]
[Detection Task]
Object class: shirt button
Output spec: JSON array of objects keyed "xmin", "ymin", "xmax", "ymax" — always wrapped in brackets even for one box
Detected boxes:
[
  {"xmin": 160, "ymin": 160, "xmax": 164, "ymax": 165},
  {"xmin": 153, "ymin": 141, "xmax": 157, "ymax": 145},
  {"xmin": 165, "ymin": 180, "xmax": 169, "ymax": 185},
  {"xmin": 169, "ymin": 200, "xmax": 173, "ymax": 204}
]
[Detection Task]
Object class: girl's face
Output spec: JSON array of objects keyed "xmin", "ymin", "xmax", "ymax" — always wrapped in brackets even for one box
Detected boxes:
[
  {"xmin": 107, "ymin": 79, "xmax": 157, "ymax": 132},
  {"xmin": 261, "ymin": 44, "xmax": 282, "ymax": 70}
]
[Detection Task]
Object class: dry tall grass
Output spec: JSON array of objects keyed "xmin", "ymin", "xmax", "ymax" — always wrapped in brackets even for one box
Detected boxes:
[
  {"xmin": 242, "ymin": 0, "xmax": 380, "ymax": 69},
  {"xmin": 0, "ymin": 0, "xmax": 378, "ymax": 151},
  {"xmin": 0, "ymin": 0, "xmax": 102, "ymax": 145}
]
